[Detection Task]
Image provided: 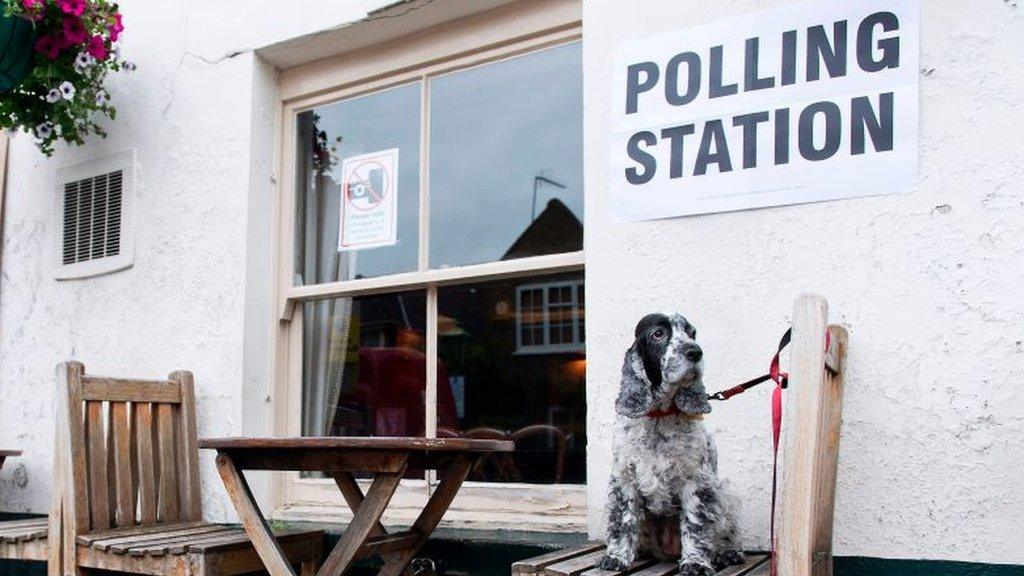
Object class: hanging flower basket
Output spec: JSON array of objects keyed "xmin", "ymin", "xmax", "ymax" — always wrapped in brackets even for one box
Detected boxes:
[
  {"xmin": 0, "ymin": 0, "xmax": 133, "ymax": 156},
  {"xmin": 0, "ymin": 12, "xmax": 38, "ymax": 91}
]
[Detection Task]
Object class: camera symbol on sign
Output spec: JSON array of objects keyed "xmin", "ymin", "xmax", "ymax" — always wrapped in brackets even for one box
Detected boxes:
[{"xmin": 346, "ymin": 163, "xmax": 386, "ymax": 211}]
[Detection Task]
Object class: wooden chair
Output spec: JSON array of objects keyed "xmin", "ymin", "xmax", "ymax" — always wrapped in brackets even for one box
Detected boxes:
[
  {"xmin": 512, "ymin": 294, "xmax": 849, "ymax": 576},
  {"xmin": 51, "ymin": 362, "xmax": 323, "ymax": 576},
  {"xmin": 0, "ymin": 450, "xmax": 51, "ymax": 566}
]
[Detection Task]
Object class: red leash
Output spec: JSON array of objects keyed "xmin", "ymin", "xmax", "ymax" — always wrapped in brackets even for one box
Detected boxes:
[{"xmin": 706, "ymin": 328, "xmax": 831, "ymax": 576}]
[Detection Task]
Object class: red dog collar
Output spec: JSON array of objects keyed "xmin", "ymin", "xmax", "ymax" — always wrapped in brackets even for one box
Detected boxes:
[{"xmin": 645, "ymin": 405, "xmax": 705, "ymax": 420}]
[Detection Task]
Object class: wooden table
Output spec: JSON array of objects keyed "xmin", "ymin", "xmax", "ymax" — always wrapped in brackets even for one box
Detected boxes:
[
  {"xmin": 0, "ymin": 450, "xmax": 20, "ymax": 470},
  {"xmin": 200, "ymin": 437, "xmax": 514, "ymax": 576}
]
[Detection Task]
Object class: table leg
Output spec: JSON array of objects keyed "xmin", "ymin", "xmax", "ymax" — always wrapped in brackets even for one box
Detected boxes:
[
  {"xmin": 377, "ymin": 456, "xmax": 474, "ymax": 576},
  {"xmin": 318, "ymin": 458, "xmax": 409, "ymax": 576},
  {"xmin": 331, "ymin": 472, "xmax": 388, "ymax": 538},
  {"xmin": 214, "ymin": 453, "xmax": 297, "ymax": 576}
]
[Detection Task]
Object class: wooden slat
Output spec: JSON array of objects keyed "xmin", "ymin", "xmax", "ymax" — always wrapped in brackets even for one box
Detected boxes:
[
  {"xmin": 579, "ymin": 558, "xmax": 656, "ymax": 576},
  {"xmin": 156, "ymin": 403, "xmax": 179, "ymax": 523},
  {"xmin": 111, "ymin": 402, "xmax": 135, "ymax": 527},
  {"xmin": 120, "ymin": 526, "xmax": 239, "ymax": 556},
  {"xmin": 81, "ymin": 378, "xmax": 181, "ymax": 403},
  {"xmin": 0, "ymin": 518, "xmax": 51, "ymax": 530},
  {"xmin": 186, "ymin": 527, "xmax": 324, "ymax": 554},
  {"xmin": 623, "ymin": 562, "xmax": 679, "ymax": 576},
  {"xmin": 76, "ymin": 521, "xmax": 206, "ymax": 547},
  {"xmin": 776, "ymin": 294, "xmax": 845, "ymax": 576},
  {"xmin": 543, "ymin": 549, "xmax": 607, "ymax": 576},
  {"xmin": 85, "ymin": 400, "xmax": 110, "ymax": 531},
  {"xmin": 513, "ymin": 542, "xmax": 607, "ymax": 575},
  {"xmin": 814, "ymin": 326, "xmax": 848, "ymax": 575},
  {"xmin": 160, "ymin": 528, "xmax": 250, "ymax": 555},
  {"xmin": 134, "ymin": 403, "xmax": 158, "ymax": 524},
  {"xmin": 716, "ymin": 554, "xmax": 770, "ymax": 576},
  {"xmin": 172, "ymin": 371, "xmax": 202, "ymax": 521}
]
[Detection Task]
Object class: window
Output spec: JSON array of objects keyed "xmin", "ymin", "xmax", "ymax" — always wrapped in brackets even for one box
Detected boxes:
[
  {"xmin": 516, "ymin": 280, "xmax": 585, "ymax": 354},
  {"xmin": 274, "ymin": 2, "xmax": 583, "ymax": 529}
]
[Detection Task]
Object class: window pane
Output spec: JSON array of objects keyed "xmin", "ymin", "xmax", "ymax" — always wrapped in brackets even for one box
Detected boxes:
[
  {"xmin": 301, "ymin": 290, "xmax": 428, "ymax": 439},
  {"xmin": 437, "ymin": 273, "xmax": 586, "ymax": 484},
  {"xmin": 294, "ymin": 83, "xmax": 421, "ymax": 285},
  {"xmin": 429, "ymin": 42, "xmax": 583, "ymax": 268}
]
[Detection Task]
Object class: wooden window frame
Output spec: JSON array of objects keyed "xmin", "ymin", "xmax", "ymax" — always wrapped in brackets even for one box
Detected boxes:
[{"xmin": 268, "ymin": 0, "xmax": 585, "ymax": 532}]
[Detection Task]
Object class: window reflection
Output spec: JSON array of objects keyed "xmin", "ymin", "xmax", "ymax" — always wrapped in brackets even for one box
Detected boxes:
[
  {"xmin": 301, "ymin": 291, "xmax": 429, "ymax": 439},
  {"xmin": 437, "ymin": 273, "xmax": 586, "ymax": 484},
  {"xmin": 429, "ymin": 42, "xmax": 583, "ymax": 268},
  {"xmin": 294, "ymin": 83, "xmax": 421, "ymax": 285}
]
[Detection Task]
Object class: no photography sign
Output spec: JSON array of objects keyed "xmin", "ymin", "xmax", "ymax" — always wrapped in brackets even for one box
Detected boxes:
[{"xmin": 609, "ymin": 0, "xmax": 919, "ymax": 221}]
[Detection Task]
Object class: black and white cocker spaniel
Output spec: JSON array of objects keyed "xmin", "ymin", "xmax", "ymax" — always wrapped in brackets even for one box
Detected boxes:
[{"xmin": 600, "ymin": 313, "xmax": 744, "ymax": 576}]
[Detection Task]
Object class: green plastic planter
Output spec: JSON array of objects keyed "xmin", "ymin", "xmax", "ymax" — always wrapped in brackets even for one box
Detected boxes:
[{"xmin": 0, "ymin": 13, "xmax": 37, "ymax": 92}]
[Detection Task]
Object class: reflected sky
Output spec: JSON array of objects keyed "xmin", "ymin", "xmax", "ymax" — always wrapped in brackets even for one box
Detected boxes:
[{"xmin": 429, "ymin": 42, "xmax": 583, "ymax": 268}]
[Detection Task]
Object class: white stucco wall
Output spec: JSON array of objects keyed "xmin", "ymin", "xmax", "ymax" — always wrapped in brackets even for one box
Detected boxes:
[
  {"xmin": 584, "ymin": 0, "xmax": 1024, "ymax": 566},
  {"xmin": 0, "ymin": 0, "xmax": 398, "ymax": 522},
  {"xmin": 0, "ymin": 0, "xmax": 1020, "ymax": 568}
]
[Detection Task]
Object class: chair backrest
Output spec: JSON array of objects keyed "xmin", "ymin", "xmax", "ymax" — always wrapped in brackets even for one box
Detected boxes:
[{"xmin": 57, "ymin": 362, "xmax": 202, "ymax": 537}]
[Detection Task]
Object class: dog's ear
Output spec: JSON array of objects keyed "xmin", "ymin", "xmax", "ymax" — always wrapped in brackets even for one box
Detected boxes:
[
  {"xmin": 674, "ymin": 380, "xmax": 711, "ymax": 414},
  {"xmin": 615, "ymin": 343, "xmax": 653, "ymax": 418},
  {"xmin": 635, "ymin": 329, "xmax": 663, "ymax": 388}
]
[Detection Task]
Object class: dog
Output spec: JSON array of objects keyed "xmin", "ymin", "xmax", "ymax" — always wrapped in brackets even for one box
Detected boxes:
[{"xmin": 600, "ymin": 313, "xmax": 744, "ymax": 576}]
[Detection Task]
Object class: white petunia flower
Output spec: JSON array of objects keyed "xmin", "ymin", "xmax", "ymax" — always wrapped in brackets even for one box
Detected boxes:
[
  {"xmin": 59, "ymin": 81, "xmax": 76, "ymax": 100},
  {"xmin": 45, "ymin": 89, "xmax": 61, "ymax": 103},
  {"xmin": 73, "ymin": 53, "xmax": 95, "ymax": 74},
  {"xmin": 95, "ymin": 91, "xmax": 108, "ymax": 106},
  {"xmin": 34, "ymin": 122, "xmax": 53, "ymax": 139}
]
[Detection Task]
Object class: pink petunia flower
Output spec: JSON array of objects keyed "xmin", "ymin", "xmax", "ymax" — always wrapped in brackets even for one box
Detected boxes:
[
  {"xmin": 86, "ymin": 36, "xmax": 108, "ymax": 61},
  {"xmin": 56, "ymin": 0, "xmax": 86, "ymax": 16},
  {"xmin": 21, "ymin": 0, "xmax": 44, "ymax": 20},
  {"xmin": 109, "ymin": 13, "xmax": 124, "ymax": 42},
  {"xmin": 35, "ymin": 35, "xmax": 60, "ymax": 60},
  {"xmin": 62, "ymin": 17, "xmax": 88, "ymax": 46},
  {"xmin": 21, "ymin": 0, "xmax": 41, "ymax": 10}
]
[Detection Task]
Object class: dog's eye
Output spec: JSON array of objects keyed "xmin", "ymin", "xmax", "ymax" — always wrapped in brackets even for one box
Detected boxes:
[{"xmin": 651, "ymin": 329, "xmax": 665, "ymax": 340}]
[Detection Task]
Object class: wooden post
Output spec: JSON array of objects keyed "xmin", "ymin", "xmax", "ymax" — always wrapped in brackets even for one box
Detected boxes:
[{"xmin": 775, "ymin": 294, "xmax": 848, "ymax": 576}]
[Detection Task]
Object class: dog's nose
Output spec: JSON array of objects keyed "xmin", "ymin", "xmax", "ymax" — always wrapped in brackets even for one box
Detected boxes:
[{"xmin": 684, "ymin": 345, "xmax": 703, "ymax": 362}]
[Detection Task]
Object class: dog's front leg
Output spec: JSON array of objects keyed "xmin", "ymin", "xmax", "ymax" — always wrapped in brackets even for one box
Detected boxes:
[
  {"xmin": 678, "ymin": 479, "xmax": 719, "ymax": 576},
  {"xmin": 599, "ymin": 470, "xmax": 643, "ymax": 571}
]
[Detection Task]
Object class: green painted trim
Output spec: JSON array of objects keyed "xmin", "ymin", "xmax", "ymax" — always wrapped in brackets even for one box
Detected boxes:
[{"xmin": 834, "ymin": 556, "xmax": 1024, "ymax": 576}]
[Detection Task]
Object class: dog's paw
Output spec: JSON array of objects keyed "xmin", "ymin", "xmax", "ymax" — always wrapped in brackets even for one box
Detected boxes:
[
  {"xmin": 678, "ymin": 560, "xmax": 716, "ymax": 576},
  {"xmin": 598, "ymin": 555, "xmax": 629, "ymax": 571},
  {"xmin": 713, "ymin": 550, "xmax": 745, "ymax": 569}
]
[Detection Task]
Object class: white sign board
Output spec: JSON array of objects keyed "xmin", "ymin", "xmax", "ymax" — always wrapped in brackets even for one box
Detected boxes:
[
  {"xmin": 338, "ymin": 148, "xmax": 399, "ymax": 251},
  {"xmin": 609, "ymin": 0, "xmax": 919, "ymax": 221}
]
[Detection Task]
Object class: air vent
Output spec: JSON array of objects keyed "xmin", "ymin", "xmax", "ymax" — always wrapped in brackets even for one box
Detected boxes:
[
  {"xmin": 62, "ymin": 170, "xmax": 122, "ymax": 265},
  {"xmin": 54, "ymin": 151, "xmax": 134, "ymax": 280}
]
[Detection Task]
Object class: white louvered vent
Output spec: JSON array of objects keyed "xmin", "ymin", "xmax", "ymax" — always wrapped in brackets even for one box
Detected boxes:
[{"xmin": 54, "ymin": 151, "xmax": 134, "ymax": 280}]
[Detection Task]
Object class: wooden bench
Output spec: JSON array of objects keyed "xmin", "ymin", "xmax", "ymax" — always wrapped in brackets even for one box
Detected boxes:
[
  {"xmin": 513, "ymin": 294, "xmax": 848, "ymax": 576},
  {"xmin": 51, "ymin": 362, "xmax": 324, "ymax": 576},
  {"xmin": 0, "ymin": 450, "xmax": 50, "ymax": 564}
]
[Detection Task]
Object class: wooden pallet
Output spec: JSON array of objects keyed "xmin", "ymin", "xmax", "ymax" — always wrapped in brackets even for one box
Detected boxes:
[{"xmin": 512, "ymin": 542, "xmax": 769, "ymax": 576}]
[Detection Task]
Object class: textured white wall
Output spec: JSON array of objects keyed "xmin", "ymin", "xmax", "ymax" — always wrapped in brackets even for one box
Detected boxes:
[
  {"xmin": 0, "ymin": 0, "xmax": 397, "ymax": 522},
  {"xmin": 584, "ymin": 0, "xmax": 1024, "ymax": 566}
]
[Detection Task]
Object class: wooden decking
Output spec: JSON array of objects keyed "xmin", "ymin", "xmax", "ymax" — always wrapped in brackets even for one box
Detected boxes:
[
  {"xmin": 0, "ymin": 517, "xmax": 48, "ymax": 561},
  {"xmin": 512, "ymin": 542, "xmax": 769, "ymax": 576}
]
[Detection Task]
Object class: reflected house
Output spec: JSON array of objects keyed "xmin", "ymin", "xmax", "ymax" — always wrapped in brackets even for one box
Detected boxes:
[{"xmin": 437, "ymin": 198, "xmax": 586, "ymax": 484}]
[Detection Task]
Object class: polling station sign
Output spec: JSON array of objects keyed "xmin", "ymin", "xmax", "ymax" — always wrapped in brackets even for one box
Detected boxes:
[
  {"xmin": 338, "ymin": 148, "xmax": 399, "ymax": 251},
  {"xmin": 609, "ymin": 0, "xmax": 919, "ymax": 221}
]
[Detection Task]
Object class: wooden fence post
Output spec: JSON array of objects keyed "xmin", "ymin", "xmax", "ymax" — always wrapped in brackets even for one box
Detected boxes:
[{"xmin": 775, "ymin": 294, "xmax": 848, "ymax": 576}]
